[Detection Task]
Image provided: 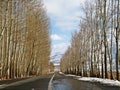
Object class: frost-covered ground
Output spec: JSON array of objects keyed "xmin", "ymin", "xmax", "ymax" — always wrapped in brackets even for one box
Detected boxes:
[{"xmin": 65, "ymin": 74, "xmax": 120, "ymax": 87}]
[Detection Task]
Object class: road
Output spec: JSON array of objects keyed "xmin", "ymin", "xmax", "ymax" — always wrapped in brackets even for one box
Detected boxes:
[
  {"xmin": 0, "ymin": 75, "xmax": 52, "ymax": 90},
  {"xmin": 0, "ymin": 72, "xmax": 120, "ymax": 90}
]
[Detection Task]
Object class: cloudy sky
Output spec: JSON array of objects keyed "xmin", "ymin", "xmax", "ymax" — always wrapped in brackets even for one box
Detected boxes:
[{"xmin": 42, "ymin": 0, "xmax": 85, "ymax": 65}]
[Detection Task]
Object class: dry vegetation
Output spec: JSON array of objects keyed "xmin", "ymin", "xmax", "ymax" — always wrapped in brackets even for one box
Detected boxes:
[
  {"xmin": 60, "ymin": 0, "xmax": 120, "ymax": 80},
  {"xmin": 0, "ymin": 0, "xmax": 51, "ymax": 79}
]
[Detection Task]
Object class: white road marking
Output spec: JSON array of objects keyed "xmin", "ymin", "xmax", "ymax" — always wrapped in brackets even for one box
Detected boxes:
[
  {"xmin": 48, "ymin": 73, "xmax": 55, "ymax": 90},
  {"xmin": 31, "ymin": 88, "xmax": 35, "ymax": 90}
]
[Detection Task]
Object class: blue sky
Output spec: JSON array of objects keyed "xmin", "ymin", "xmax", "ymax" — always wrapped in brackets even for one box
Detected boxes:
[{"xmin": 42, "ymin": 0, "xmax": 85, "ymax": 65}]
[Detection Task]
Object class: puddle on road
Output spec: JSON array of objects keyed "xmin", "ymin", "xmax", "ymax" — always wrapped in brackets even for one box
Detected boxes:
[{"xmin": 52, "ymin": 79, "xmax": 73, "ymax": 90}]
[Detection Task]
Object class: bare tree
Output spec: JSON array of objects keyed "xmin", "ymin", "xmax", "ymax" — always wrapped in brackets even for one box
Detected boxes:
[{"xmin": 0, "ymin": 0, "xmax": 51, "ymax": 79}]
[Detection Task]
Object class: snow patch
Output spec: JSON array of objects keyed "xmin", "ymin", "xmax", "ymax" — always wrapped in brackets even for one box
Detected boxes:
[
  {"xmin": 66, "ymin": 74, "xmax": 120, "ymax": 87},
  {"xmin": 59, "ymin": 72, "xmax": 65, "ymax": 75},
  {"xmin": 66, "ymin": 74, "xmax": 81, "ymax": 78},
  {"xmin": 78, "ymin": 77, "xmax": 120, "ymax": 86}
]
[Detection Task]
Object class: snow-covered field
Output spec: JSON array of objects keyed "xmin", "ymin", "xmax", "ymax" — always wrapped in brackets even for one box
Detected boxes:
[{"xmin": 66, "ymin": 74, "xmax": 120, "ymax": 87}]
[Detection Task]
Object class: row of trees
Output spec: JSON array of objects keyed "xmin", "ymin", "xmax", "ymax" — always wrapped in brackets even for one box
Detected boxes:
[
  {"xmin": 0, "ymin": 0, "xmax": 51, "ymax": 79},
  {"xmin": 60, "ymin": 0, "xmax": 120, "ymax": 80}
]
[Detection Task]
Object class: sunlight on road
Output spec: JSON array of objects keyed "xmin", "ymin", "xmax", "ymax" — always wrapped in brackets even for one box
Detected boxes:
[{"xmin": 52, "ymin": 79, "xmax": 72, "ymax": 90}]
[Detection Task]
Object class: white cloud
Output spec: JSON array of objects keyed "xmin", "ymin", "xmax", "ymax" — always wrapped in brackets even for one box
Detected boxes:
[
  {"xmin": 51, "ymin": 34, "xmax": 62, "ymax": 40},
  {"xmin": 55, "ymin": 19, "xmax": 79, "ymax": 31},
  {"xmin": 43, "ymin": 0, "xmax": 85, "ymax": 31},
  {"xmin": 51, "ymin": 42, "xmax": 69, "ymax": 54},
  {"xmin": 51, "ymin": 42, "xmax": 70, "ymax": 60},
  {"xmin": 42, "ymin": 0, "xmax": 86, "ymax": 65},
  {"xmin": 43, "ymin": 0, "xmax": 85, "ymax": 15},
  {"xmin": 43, "ymin": 0, "xmax": 61, "ymax": 15}
]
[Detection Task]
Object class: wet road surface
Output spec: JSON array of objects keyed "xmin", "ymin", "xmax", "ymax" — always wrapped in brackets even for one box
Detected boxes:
[
  {"xmin": 52, "ymin": 73, "xmax": 120, "ymax": 90},
  {"xmin": 0, "ymin": 73, "xmax": 120, "ymax": 90}
]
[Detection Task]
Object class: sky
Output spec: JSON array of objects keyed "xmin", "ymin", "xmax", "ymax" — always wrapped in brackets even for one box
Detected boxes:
[{"xmin": 42, "ymin": 0, "xmax": 85, "ymax": 65}]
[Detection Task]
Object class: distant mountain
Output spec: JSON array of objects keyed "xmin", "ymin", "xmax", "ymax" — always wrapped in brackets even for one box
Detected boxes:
[{"xmin": 50, "ymin": 52, "xmax": 63, "ymax": 66}]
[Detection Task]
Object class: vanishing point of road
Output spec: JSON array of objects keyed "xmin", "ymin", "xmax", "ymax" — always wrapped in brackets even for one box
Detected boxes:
[{"xmin": 0, "ymin": 72, "xmax": 120, "ymax": 90}]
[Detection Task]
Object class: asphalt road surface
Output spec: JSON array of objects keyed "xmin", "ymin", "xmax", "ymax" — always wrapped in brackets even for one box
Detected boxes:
[{"xmin": 0, "ymin": 72, "xmax": 120, "ymax": 90}]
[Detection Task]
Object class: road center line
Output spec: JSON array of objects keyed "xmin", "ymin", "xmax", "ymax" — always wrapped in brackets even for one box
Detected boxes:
[{"xmin": 48, "ymin": 73, "xmax": 55, "ymax": 90}]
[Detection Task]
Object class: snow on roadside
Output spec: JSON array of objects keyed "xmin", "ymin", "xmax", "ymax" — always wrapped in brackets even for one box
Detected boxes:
[
  {"xmin": 66, "ymin": 74, "xmax": 81, "ymax": 78},
  {"xmin": 66, "ymin": 74, "xmax": 120, "ymax": 87},
  {"xmin": 78, "ymin": 77, "xmax": 120, "ymax": 86},
  {"xmin": 59, "ymin": 72, "xmax": 65, "ymax": 75}
]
